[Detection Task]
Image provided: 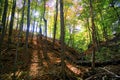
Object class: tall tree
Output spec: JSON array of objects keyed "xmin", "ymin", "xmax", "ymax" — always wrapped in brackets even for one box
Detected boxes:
[
  {"xmin": 8, "ymin": 0, "xmax": 16, "ymax": 47},
  {"xmin": 31, "ymin": 17, "xmax": 35, "ymax": 42},
  {"xmin": 89, "ymin": 0, "xmax": 97, "ymax": 70},
  {"xmin": 19, "ymin": 0, "xmax": 26, "ymax": 38},
  {"xmin": 60, "ymin": 0, "xmax": 65, "ymax": 79},
  {"xmin": 53, "ymin": 0, "xmax": 58, "ymax": 47},
  {"xmin": 26, "ymin": 0, "xmax": 30, "ymax": 52},
  {"xmin": 0, "ymin": 0, "xmax": 4, "ymax": 20},
  {"xmin": 31, "ymin": 2, "xmax": 37, "ymax": 42},
  {"xmin": 0, "ymin": 0, "xmax": 8, "ymax": 51},
  {"xmin": 43, "ymin": 0, "xmax": 48, "ymax": 60},
  {"xmin": 5, "ymin": 10, "xmax": 10, "ymax": 34}
]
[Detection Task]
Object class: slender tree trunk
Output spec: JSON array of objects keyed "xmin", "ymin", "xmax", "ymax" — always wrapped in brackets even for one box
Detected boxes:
[
  {"xmin": 60, "ymin": 0, "xmax": 65, "ymax": 79},
  {"xmin": 90, "ymin": 0, "xmax": 96, "ymax": 70},
  {"xmin": 43, "ymin": 0, "xmax": 48, "ymax": 60},
  {"xmin": 31, "ymin": 17, "xmax": 35, "ymax": 42},
  {"xmin": 13, "ymin": 1, "xmax": 26, "ymax": 77},
  {"xmin": 0, "ymin": 0, "xmax": 4, "ymax": 20},
  {"xmin": 53, "ymin": 0, "xmax": 58, "ymax": 47},
  {"xmin": 5, "ymin": 10, "xmax": 10, "ymax": 34},
  {"xmin": 16, "ymin": 11, "xmax": 19, "ymax": 31},
  {"xmin": 0, "ymin": 0, "xmax": 8, "ymax": 51},
  {"xmin": 68, "ymin": 26, "xmax": 72, "ymax": 46},
  {"xmin": 86, "ymin": 18, "xmax": 92, "ymax": 43},
  {"xmin": 19, "ymin": 0, "xmax": 26, "ymax": 43},
  {"xmin": 36, "ymin": 22, "xmax": 38, "ymax": 33},
  {"xmin": 26, "ymin": 0, "xmax": 30, "ymax": 53},
  {"xmin": 8, "ymin": 0, "xmax": 16, "ymax": 47},
  {"xmin": 71, "ymin": 25, "xmax": 75, "ymax": 47},
  {"xmin": 39, "ymin": 18, "xmax": 42, "ymax": 37}
]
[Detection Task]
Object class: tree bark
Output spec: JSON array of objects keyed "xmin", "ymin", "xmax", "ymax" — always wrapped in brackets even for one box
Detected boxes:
[
  {"xmin": 8, "ymin": 0, "xmax": 16, "ymax": 47},
  {"xmin": 5, "ymin": 10, "xmax": 10, "ymax": 34},
  {"xmin": 16, "ymin": 11, "xmax": 20, "ymax": 31},
  {"xmin": 43, "ymin": 0, "xmax": 48, "ymax": 60},
  {"xmin": 19, "ymin": 0, "xmax": 26, "ymax": 43},
  {"xmin": 31, "ymin": 17, "xmax": 35, "ymax": 42},
  {"xmin": 60, "ymin": 0, "xmax": 65, "ymax": 79},
  {"xmin": 26, "ymin": 0, "xmax": 30, "ymax": 53},
  {"xmin": 53, "ymin": 0, "xmax": 58, "ymax": 47},
  {"xmin": 89, "ymin": 0, "xmax": 96, "ymax": 70},
  {"xmin": 0, "ymin": 0, "xmax": 4, "ymax": 20},
  {"xmin": 0, "ymin": 0, "xmax": 8, "ymax": 51}
]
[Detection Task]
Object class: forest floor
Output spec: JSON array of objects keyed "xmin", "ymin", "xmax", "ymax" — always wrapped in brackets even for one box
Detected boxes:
[{"xmin": 0, "ymin": 34, "xmax": 120, "ymax": 80}]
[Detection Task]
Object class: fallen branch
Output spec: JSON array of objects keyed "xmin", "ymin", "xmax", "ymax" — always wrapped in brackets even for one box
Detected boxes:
[{"xmin": 101, "ymin": 67, "xmax": 120, "ymax": 78}]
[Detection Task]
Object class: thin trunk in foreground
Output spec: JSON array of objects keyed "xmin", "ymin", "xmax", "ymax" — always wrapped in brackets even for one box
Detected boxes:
[{"xmin": 60, "ymin": 0, "xmax": 65, "ymax": 79}]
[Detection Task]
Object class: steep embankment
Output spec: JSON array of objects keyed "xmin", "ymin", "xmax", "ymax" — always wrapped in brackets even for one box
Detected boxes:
[{"xmin": 0, "ymin": 34, "xmax": 120, "ymax": 80}]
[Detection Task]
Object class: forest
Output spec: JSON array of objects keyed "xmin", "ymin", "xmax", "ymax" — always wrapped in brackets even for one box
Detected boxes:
[{"xmin": 0, "ymin": 0, "xmax": 120, "ymax": 80}]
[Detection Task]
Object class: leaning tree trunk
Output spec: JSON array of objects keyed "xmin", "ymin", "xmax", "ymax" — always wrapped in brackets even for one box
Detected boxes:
[
  {"xmin": 60, "ymin": 0, "xmax": 65, "ymax": 79},
  {"xmin": 53, "ymin": 0, "xmax": 58, "ymax": 47},
  {"xmin": 0, "ymin": 0, "xmax": 8, "ymax": 51},
  {"xmin": 90, "ymin": 0, "xmax": 97, "ymax": 70},
  {"xmin": 8, "ymin": 0, "xmax": 16, "ymax": 47}
]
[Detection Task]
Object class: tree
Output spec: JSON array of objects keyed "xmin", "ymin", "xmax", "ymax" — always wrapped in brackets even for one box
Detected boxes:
[
  {"xmin": 19, "ymin": 0, "xmax": 26, "ymax": 39},
  {"xmin": 60, "ymin": 0, "xmax": 65, "ymax": 79},
  {"xmin": 0, "ymin": 0, "xmax": 4, "ymax": 20},
  {"xmin": 31, "ymin": 2, "xmax": 37, "ymax": 42},
  {"xmin": 25, "ymin": 0, "xmax": 30, "ymax": 53},
  {"xmin": 43, "ymin": 0, "xmax": 49, "ymax": 60},
  {"xmin": 89, "ymin": 0, "xmax": 97, "ymax": 70},
  {"xmin": 8, "ymin": 0, "xmax": 16, "ymax": 47},
  {"xmin": 0, "ymin": 0, "xmax": 8, "ymax": 51},
  {"xmin": 53, "ymin": 0, "xmax": 58, "ymax": 47}
]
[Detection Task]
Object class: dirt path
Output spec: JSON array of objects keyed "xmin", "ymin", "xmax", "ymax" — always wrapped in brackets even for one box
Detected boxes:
[{"xmin": 29, "ymin": 37, "xmax": 44, "ymax": 78}]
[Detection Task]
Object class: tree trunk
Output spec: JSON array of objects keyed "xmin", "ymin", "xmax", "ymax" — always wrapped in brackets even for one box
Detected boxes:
[
  {"xmin": 60, "ymin": 0, "xmax": 65, "ymax": 79},
  {"xmin": 39, "ymin": 18, "xmax": 42, "ymax": 37},
  {"xmin": 89, "ymin": 0, "xmax": 96, "ymax": 70},
  {"xmin": 0, "ymin": 0, "xmax": 8, "ymax": 50},
  {"xmin": 19, "ymin": 0, "xmax": 26, "ymax": 43},
  {"xmin": 5, "ymin": 10, "xmax": 10, "ymax": 34},
  {"xmin": 16, "ymin": 11, "xmax": 19, "ymax": 31},
  {"xmin": 86, "ymin": 18, "xmax": 92, "ymax": 43},
  {"xmin": 8, "ymin": 0, "xmax": 16, "ymax": 47},
  {"xmin": 31, "ymin": 17, "xmax": 35, "ymax": 42},
  {"xmin": 53, "ymin": 0, "xmax": 58, "ymax": 47},
  {"xmin": 26, "ymin": 0, "xmax": 30, "ymax": 53},
  {"xmin": 0, "ymin": 0, "xmax": 4, "ymax": 20},
  {"xmin": 43, "ymin": 0, "xmax": 48, "ymax": 60}
]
